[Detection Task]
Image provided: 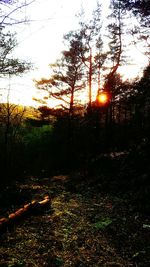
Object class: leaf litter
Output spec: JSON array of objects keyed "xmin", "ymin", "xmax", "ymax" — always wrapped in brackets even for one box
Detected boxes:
[{"xmin": 0, "ymin": 174, "xmax": 149, "ymax": 267}]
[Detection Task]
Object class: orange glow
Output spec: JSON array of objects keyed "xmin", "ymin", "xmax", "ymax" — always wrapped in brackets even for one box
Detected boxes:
[{"xmin": 97, "ymin": 92, "xmax": 109, "ymax": 105}]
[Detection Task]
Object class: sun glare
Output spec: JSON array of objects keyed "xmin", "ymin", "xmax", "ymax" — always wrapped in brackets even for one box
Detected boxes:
[{"xmin": 97, "ymin": 92, "xmax": 109, "ymax": 105}]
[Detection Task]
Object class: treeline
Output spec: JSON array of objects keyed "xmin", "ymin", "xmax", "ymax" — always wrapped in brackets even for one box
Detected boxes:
[{"xmin": 0, "ymin": 64, "xmax": 150, "ymax": 186}]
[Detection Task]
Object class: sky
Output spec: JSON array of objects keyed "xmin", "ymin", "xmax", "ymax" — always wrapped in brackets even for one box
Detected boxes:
[
  {"xmin": 0, "ymin": 0, "xmax": 148, "ymax": 107},
  {"xmin": 2, "ymin": 0, "xmax": 108, "ymax": 106}
]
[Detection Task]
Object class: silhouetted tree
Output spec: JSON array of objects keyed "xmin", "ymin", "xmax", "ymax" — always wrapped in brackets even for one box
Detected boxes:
[
  {"xmin": 38, "ymin": 106, "xmax": 52, "ymax": 120},
  {"xmin": 134, "ymin": 64, "xmax": 150, "ymax": 131},
  {"xmin": 104, "ymin": 0, "xmax": 125, "ymax": 92},
  {"xmin": 76, "ymin": 2, "xmax": 107, "ymax": 110},
  {"xmin": 0, "ymin": 100, "xmax": 26, "ymax": 181},
  {"xmin": 36, "ymin": 32, "xmax": 85, "ymax": 116}
]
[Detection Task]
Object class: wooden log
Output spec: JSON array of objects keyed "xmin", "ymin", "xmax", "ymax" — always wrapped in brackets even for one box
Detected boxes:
[
  {"xmin": 0, "ymin": 196, "xmax": 51, "ymax": 233},
  {"xmin": 15, "ymin": 208, "xmax": 24, "ymax": 217},
  {"xmin": 23, "ymin": 203, "xmax": 32, "ymax": 212}
]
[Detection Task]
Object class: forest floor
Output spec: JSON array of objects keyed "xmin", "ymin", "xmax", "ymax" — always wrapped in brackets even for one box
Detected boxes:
[{"xmin": 0, "ymin": 170, "xmax": 150, "ymax": 267}]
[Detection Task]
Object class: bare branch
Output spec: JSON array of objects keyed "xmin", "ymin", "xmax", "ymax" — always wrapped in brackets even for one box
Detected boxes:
[{"xmin": 0, "ymin": 0, "xmax": 36, "ymax": 26}]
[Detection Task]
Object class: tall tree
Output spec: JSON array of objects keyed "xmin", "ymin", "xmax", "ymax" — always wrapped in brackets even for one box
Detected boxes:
[
  {"xmin": 104, "ymin": 0, "xmax": 125, "ymax": 93},
  {"xmin": 77, "ymin": 2, "xmax": 106, "ymax": 110},
  {"xmin": 36, "ymin": 31, "xmax": 85, "ymax": 116},
  {"xmin": 76, "ymin": 1, "xmax": 125, "ymax": 107}
]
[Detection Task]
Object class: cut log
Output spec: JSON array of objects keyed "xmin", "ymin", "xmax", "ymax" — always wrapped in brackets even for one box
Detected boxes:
[
  {"xmin": 15, "ymin": 208, "xmax": 25, "ymax": 217},
  {"xmin": 0, "ymin": 196, "xmax": 51, "ymax": 233},
  {"xmin": 23, "ymin": 203, "xmax": 32, "ymax": 211}
]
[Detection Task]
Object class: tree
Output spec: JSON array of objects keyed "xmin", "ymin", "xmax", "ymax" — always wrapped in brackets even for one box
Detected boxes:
[
  {"xmin": 0, "ymin": 100, "xmax": 26, "ymax": 180},
  {"xmin": 36, "ymin": 31, "xmax": 85, "ymax": 116},
  {"xmin": 135, "ymin": 64, "xmax": 150, "ymax": 116},
  {"xmin": 0, "ymin": 0, "xmax": 33, "ymax": 76},
  {"xmin": 0, "ymin": 0, "xmax": 35, "ymax": 182},
  {"xmin": 0, "ymin": 15, "xmax": 31, "ymax": 180},
  {"xmin": 104, "ymin": 0, "xmax": 125, "ymax": 93},
  {"xmin": 120, "ymin": 0, "xmax": 150, "ymax": 60},
  {"xmin": 0, "ymin": 25, "xmax": 30, "ymax": 148},
  {"xmin": 0, "ymin": 101, "xmax": 26, "ymax": 146},
  {"xmin": 76, "ymin": 2, "xmax": 106, "ymax": 110},
  {"xmin": 120, "ymin": 0, "xmax": 150, "ymax": 26},
  {"xmin": 76, "ymin": 1, "xmax": 125, "ymax": 108},
  {"xmin": 0, "ymin": 26, "xmax": 30, "ymax": 76}
]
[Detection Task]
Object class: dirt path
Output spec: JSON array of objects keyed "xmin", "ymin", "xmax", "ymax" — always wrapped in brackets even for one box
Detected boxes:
[{"xmin": 0, "ymin": 174, "xmax": 149, "ymax": 266}]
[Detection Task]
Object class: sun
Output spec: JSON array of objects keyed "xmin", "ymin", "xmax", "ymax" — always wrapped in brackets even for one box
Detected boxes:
[{"xmin": 97, "ymin": 92, "xmax": 109, "ymax": 105}]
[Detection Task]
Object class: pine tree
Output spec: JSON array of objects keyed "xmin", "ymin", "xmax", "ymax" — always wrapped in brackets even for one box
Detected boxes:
[
  {"xmin": 77, "ymin": 2, "xmax": 106, "ymax": 110},
  {"xmin": 104, "ymin": 0, "xmax": 125, "ymax": 93},
  {"xmin": 36, "ymin": 31, "xmax": 85, "ymax": 116}
]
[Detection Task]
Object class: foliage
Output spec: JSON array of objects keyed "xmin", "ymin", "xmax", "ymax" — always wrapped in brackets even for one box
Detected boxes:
[
  {"xmin": 94, "ymin": 218, "xmax": 112, "ymax": 230},
  {"xmin": 0, "ymin": 27, "xmax": 31, "ymax": 76},
  {"xmin": 119, "ymin": 0, "xmax": 150, "ymax": 25},
  {"xmin": 118, "ymin": 0, "xmax": 150, "ymax": 59},
  {"xmin": 38, "ymin": 105, "xmax": 53, "ymax": 120},
  {"xmin": 36, "ymin": 32, "xmax": 85, "ymax": 114}
]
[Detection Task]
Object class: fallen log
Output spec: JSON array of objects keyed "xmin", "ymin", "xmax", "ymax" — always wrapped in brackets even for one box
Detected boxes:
[{"xmin": 0, "ymin": 196, "xmax": 51, "ymax": 233}]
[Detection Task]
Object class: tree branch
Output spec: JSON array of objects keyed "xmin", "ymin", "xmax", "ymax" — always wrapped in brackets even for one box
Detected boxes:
[{"xmin": 0, "ymin": 0, "xmax": 36, "ymax": 26}]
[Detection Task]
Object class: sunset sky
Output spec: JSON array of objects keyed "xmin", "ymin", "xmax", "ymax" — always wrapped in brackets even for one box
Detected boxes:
[{"xmin": 0, "ymin": 0, "xmax": 148, "ymax": 107}]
